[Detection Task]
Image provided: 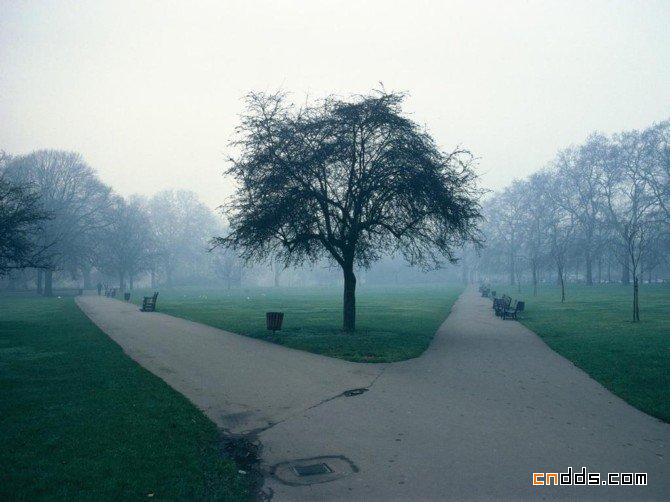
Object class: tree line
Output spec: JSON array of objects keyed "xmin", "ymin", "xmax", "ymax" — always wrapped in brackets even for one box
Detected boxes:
[
  {"xmin": 470, "ymin": 119, "xmax": 669, "ymax": 320},
  {"xmin": 0, "ymin": 149, "xmax": 242, "ymax": 295}
]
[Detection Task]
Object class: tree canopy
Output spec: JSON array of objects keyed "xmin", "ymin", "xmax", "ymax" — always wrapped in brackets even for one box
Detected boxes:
[
  {"xmin": 217, "ymin": 91, "xmax": 482, "ymax": 330},
  {"xmin": 0, "ymin": 173, "xmax": 50, "ymax": 274}
]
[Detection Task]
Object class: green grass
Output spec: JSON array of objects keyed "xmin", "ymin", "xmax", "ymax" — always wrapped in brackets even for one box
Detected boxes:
[
  {"xmin": 132, "ymin": 284, "xmax": 464, "ymax": 363},
  {"xmin": 0, "ymin": 295, "xmax": 254, "ymax": 501},
  {"xmin": 494, "ymin": 283, "xmax": 670, "ymax": 422}
]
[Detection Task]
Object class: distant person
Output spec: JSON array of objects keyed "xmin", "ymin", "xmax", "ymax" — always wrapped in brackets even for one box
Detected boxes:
[{"xmin": 97, "ymin": 282, "xmax": 102, "ymax": 296}]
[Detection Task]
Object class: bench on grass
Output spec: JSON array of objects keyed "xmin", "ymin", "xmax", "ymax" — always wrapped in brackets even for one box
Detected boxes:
[{"xmin": 141, "ymin": 292, "xmax": 159, "ymax": 312}]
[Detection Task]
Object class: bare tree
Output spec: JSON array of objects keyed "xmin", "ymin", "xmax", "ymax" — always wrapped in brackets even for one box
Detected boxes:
[
  {"xmin": 213, "ymin": 248, "xmax": 243, "ymax": 289},
  {"xmin": 148, "ymin": 190, "xmax": 219, "ymax": 286},
  {"xmin": 0, "ymin": 173, "xmax": 50, "ymax": 274},
  {"xmin": 3, "ymin": 150, "xmax": 112, "ymax": 295},
  {"xmin": 545, "ymin": 176, "xmax": 576, "ymax": 303},
  {"xmin": 554, "ymin": 135, "xmax": 608, "ymax": 285},
  {"xmin": 602, "ymin": 131, "xmax": 657, "ymax": 321},
  {"xmin": 519, "ymin": 172, "xmax": 553, "ymax": 296},
  {"xmin": 642, "ymin": 120, "xmax": 670, "ymax": 225},
  {"xmin": 97, "ymin": 196, "xmax": 153, "ymax": 291},
  {"xmin": 218, "ymin": 91, "xmax": 482, "ymax": 331}
]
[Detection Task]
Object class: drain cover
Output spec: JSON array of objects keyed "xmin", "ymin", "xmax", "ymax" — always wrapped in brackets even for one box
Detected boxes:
[
  {"xmin": 292, "ymin": 463, "xmax": 332, "ymax": 477},
  {"xmin": 272, "ymin": 456, "xmax": 358, "ymax": 486}
]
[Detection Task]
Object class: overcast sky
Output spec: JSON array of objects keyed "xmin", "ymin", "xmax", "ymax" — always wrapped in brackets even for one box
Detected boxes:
[{"xmin": 2, "ymin": 0, "xmax": 669, "ymax": 208}]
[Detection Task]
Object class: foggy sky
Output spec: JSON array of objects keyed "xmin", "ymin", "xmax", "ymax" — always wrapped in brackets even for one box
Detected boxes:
[{"xmin": 2, "ymin": 0, "xmax": 669, "ymax": 209}]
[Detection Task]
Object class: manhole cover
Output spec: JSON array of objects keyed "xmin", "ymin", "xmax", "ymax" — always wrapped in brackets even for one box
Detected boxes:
[
  {"xmin": 292, "ymin": 463, "xmax": 332, "ymax": 477},
  {"xmin": 272, "ymin": 455, "xmax": 358, "ymax": 486}
]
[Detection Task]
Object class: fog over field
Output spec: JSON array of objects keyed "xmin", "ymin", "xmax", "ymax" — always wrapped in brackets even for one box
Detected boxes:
[{"xmin": 2, "ymin": 1, "xmax": 670, "ymax": 296}]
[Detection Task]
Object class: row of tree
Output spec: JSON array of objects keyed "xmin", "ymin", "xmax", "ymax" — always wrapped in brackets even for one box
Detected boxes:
[
  {"xmin": 0, "ymin": 150, "xmax": 242, "ymax": 295},
  {"xmin": 470, "ymin": 119, "xmax": 669, "ymax": 320},
  {"xmin": 2, "ymin": 89, "xmax": 489, "ymax": 333}
]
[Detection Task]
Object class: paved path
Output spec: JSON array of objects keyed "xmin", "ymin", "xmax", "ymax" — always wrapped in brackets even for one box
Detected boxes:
[
  {"xmin": 75, "ymin": 295, "xmax": 380, "ymax": 433},
  {"xmin": 76, "ymin": 290, "xmax": 669, "ymax": 500}
]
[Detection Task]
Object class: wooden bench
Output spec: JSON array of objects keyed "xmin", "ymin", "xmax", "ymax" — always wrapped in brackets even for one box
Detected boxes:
[
  {"xmin": 141, "ymin": 292, "xmax": 159, "ymax": 312},
  {"xmin": 503, "ymin": 300, "xmax": 525, "ymax": 320},
  {"xmin": 494, "ymin": 295, "xmax": 511, "ymax": 317}
]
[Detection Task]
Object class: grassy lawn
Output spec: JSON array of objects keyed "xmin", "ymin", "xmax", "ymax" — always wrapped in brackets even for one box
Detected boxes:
[
  {"xmin": 493, "ymin": 283, "xmax": 670, "ymax": 422},
  {"xmin": 0, "ymin": 295, "xmax": 254, "ymax": 500},
  {"xmin": 132, "ymin": 284, "xmax": 464, "ymax": 363}
]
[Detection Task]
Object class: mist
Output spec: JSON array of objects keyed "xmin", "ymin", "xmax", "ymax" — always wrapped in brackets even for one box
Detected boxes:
[{"xmin": 2, "ymin": 1, "xmax": 669, "ymax": 209}]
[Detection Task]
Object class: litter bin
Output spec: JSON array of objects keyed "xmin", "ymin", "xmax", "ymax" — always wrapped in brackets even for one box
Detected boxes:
[{"xmin": 266, "ymin": 312, "xmax": 284, "ymax": 332}]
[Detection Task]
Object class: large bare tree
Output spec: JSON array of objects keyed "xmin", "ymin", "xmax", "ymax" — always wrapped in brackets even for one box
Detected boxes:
[
  {"xmin": 217, "ymin": 91, "xmax": 482, "ymax": 331},
  {"xmin": 3, "ymin": 150, "xmax": 112, "ymax": 295}
]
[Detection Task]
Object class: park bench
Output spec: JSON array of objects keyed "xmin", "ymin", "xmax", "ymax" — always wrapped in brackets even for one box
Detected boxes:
[
  {"xmin": 503, "ymin": 300, "xmax": 525, "ymax": 320},
  {"xmin": 141, "ymin": 292, "xmax": 159, "ymax": 312},
  {"xmin": 494, "ymin": 295, "xmax": 511, "ymax": 317}
]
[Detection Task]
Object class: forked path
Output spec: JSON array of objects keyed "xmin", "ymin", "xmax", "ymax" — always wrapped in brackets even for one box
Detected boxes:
[{"xmin": 76, "ymin": 290, "xmax": 669, "ymax": 500}]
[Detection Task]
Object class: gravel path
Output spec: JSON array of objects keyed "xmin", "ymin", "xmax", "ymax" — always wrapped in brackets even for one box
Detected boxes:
[{"xmin": 76, "ymin": 289, "xmax": 669, "ymax": 500}]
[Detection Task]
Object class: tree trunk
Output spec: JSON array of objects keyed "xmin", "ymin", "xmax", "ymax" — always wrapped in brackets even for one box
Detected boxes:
[
  {"xmin": 44, "ymin": 269, "xmax": 53, "ymax": 297},
  {"xmin": 633, "ymin": 275, "xmax": 640, "ymax": 322},
  {"xmin": 342, "ymin": 264, "xmax": 356, "ymax": 332},
  {"xmin": 607, "ymin": 261, "xmax": 611, "ymax": 283},
  {"xmin": 597, "ymin": 256, "xmax": 602, "ymax": 285},
  {"xmin": 129, "ymin": 275, "xmax": 134, "ymax": 290},
  {"xmin": 532, "ymin": 260, "xmax": 538, "ymax": 297},
  {"xmin": 621, "ymin": 265, "xmax": 630, "ymax": 285},
  {"xmin": 585, "ymin": 252, "xmax": 593, "ymax": 286},
  {"xmin": 82, "ymin": 267, "xmax": 93, "ymax": 290},
  {"xmin": 150, "ymin": 269, "xmax": 156, "ymax": 288},
  {"xmin": 558, "ymin": 265, "xmax": 565, "ymax": 303},
  {"xmin": 509, "ymin": 250, "xmax": 515, "ymax": 286},
  {"xmin": 119, "ymin": 271, "xmax": 126, "ymax": 292},
  {"xmin": 36, "ymin": 269, "xmax": 43, "ymax": 294},
  {"xmin": 273, "ymin": 261, "xmax": 281, "ymax": 287}
]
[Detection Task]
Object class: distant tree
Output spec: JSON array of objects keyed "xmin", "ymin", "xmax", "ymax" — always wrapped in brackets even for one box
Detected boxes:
[
  {"xmin": 642, "ymin": 120, "xmax": 670, "ymax": 225},
  {"xmin": 148, "ymin": 190, "xmax": 219, "ymax": 286},
  {"xmin": 519, "ymin": 171, "xmax": 553, "ymax": 296},
  {"xmin": 554, "ymin": 135, "xmax": 608, "ymax": 285},
  {"xmin": 218, "ymin": 91, "xmax": 482, "ymax": 331},
  {"xmin": 3, "ymin": 150, "xmax": 112, "ymax": 295},
  {"xmin": 543, "ymin": 172, "xmax": 577, "ymax": 302},
  {"xmin": 213, "ymin": 248, "xmax": 243, "ymax": 289},
  {"xmin": 97, "ymin": 196, "xmax": 153, "ymax": 291},
  {"xmin": 492, "ymin": 184, "xmax": 525, "ymax": 286},
  {"xmin": 603, "ymin": 130, "xmax": 658, "ymax": 321}
]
